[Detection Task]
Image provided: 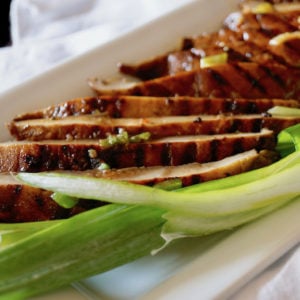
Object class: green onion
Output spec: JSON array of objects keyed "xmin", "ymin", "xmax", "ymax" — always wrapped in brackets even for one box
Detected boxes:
[
  {"xmin": 153, "ymin": 178, "xmax": 183, "ymax": 191},
  {"xmin": 51, "ymin": 192, "xmax": 79, "ymax": 208},
  {"xmin": 99, "ymin": 130, "xmax": 151, "ymax": 148},
  {"xmin": 0, "ymin": 204, "xmax": 165, "ymax": 299},
  {"xmin": 97, "ymin": 162, "xmax": 111, "ymax": 170},
  {"xmin": 267, "ymin": 106, "xmax": 300, "ymax": 117},
  {"xmin": 200, "ymin": 53, "xmax": 228, "ymax": 68},
  {"xmin": 269, "ymin": 32, "xmax": 300, "ymax": 46},
  {"xmin": 251, "ymin": 2, "xmax": 274, "ymax": 14},
  {"xmin": 275, "ymin": 122, "xmax": 300, "ymax": 157},
  {"xmin": 0, "ymin": 221, "xmax": 60, "ymax": 250},
  {"xmin": 129, "ymin": 131, "xmax": 151, "ymax": 143},
  {"xmin": 162, "ymin": 195, "xmax": 296, "ymax": 239}
]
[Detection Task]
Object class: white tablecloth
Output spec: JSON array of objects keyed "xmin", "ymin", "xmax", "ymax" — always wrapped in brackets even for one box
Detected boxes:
[{"xmin": 0, "ymin": 1, "xmax": 299, "ymax": 299}]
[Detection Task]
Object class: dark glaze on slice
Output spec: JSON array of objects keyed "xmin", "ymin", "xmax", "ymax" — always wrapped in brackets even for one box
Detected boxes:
[
  {"xmin": 0, "ymin": 130, "xmax": 276, "ymax": 171},
  {"xmin": 12, "ymin": 95, "xmax": 300, "ymax": 121},
  {"xmin": 0, "ymin": 174, "xmax": 102, "ymax": 223},
  {"xmin": 119, "ymin": 7, "xmax": 300, "ymax": 80},
  {"xmin": 89, "ymin": 62, "xmax": 300, "ymax": 99},
  {"xmin": 69, "ymin": 149, "xmax": 278, "ymax": 186},
  {"xmin": 9, "ymin": 113, "xmax": 300, "ymax": 141}
]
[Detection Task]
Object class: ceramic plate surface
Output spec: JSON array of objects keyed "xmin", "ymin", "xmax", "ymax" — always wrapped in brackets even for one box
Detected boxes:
[{"xmin": 1, "ymin": 0, "xmax": 299, "ymax": 299}]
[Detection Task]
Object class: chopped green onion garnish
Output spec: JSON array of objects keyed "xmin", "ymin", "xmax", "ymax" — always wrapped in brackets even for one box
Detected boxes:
[
  {"xmin": 153, "ymin": 178, "xmax": 182, "ymax": 191},
  {"xmin": 251, "ymin": 3, "xmax": 274, "ymax": 14},
  {"xmin": 200, "ymin": 53, "xmax": 228, "ymax": 68},
  {"xmin": 267, "ymin": 106, "xmax": 300, "ymax": 117},
  {"xmin": 51, "ymin": 192, "xmax": 79, "ymax": 209},
  {"xmin": 99, "ymin": 130, "xmax": 151, "ymax": 148},
  {"xmin": 129, "ymin": 131, "xmax": 151, "ymax": 143},
  {"xmin": 98, "ymin": 162, "xmax": 111, "ymax": 170},
  {"xmin": 269, "ymin": 31, "xmax": 300, "ymax": 46}
]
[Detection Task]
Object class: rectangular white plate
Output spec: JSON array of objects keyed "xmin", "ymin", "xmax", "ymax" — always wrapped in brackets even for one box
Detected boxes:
[{"xmin": 1, "ymin": 0, "xmax": 300, "ymax": 299}]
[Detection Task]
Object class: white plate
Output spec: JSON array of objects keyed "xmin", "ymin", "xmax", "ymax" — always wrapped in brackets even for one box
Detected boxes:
[{"xmin": 1, "ymin": 0, "xmax": 300, "ymax": 299}]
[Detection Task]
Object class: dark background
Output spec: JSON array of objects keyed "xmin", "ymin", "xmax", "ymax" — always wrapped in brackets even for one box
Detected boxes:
[{"xmin": 0, "ymin": 0, "xmax": 12, "ymax": 47}]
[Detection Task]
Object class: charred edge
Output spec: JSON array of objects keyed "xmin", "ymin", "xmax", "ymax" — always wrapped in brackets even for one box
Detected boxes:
[
  {"xmin": 34, "ymin": 195, "xmax": 45, "ymax": 208},
  {"xmin": 245, "ymin": 101, "xmax": 259, "ymax": 114},
  {"xmin": 225, "ymin": 99, "xmax": 238, "ymax": 113},
  {"xmin": 135, "ymin": 146, "xmax": 146, "ymax": 167},
  {"xmin": 252, "ymin": 118, "xmax": 264, "ymax": 132},
  {"xmin": 258, "ymin": 134, "xmax": 276, "ymax": 150},
  {"xmin": 186, "ymin": 174, "xmax": 203, "ymax": 186},
  {"xmin": 229, "ymin": 118, "xmax": 240, "ymax": 133},
  {"xmin": 225, "ymin": 99, "xmax": 259, "ymax": 114},
  {"xmin": 13, "ymin": 185, "xmax": 23, "ymax": 195},
  {"xmin": 181, "ymin": 37, "xmax": 195, "ymax": 50},
  {"xmin": 161, "ymin": 143, "xmax": 172, "ymax": 166},
  {"xmin": 232, "ymin": 138, "xmax": 244, "ymax": 154},
  {"xmin": 23, "ymin": 152, "xmax": 44, "ymax": 172},
  {"xmin": 120, "ymin": 56, "xmax": 169, "ymax": 80},
  {"xmin": 182, "ymin": 142, "xmax": 197, "ymax": 164},
  {"xmin": 96, "ymin": 97, "xmax": 109, "ymax": 113},
  {"xmin": 227, "ymin": 48, "xmax": 250, "ymax": 62}
]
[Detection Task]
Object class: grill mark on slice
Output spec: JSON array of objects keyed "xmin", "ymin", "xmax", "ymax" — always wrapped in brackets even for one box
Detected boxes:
[
  {"xmin": 10, "ymin": 113, "xmax": 300, "ymax": 141},
  {"xmin": 12, "ymin": 96, "xmax": 300, "ymax": 121},
  {"xmin": 181, "ymin": 142, "xmax": 197, "ymax": 165},
  {"xmin": 236, "ymin": 63, "xmax": 290, "ymax": 98},
  {"xmin": 230, "ymin": 63, "xmax": 267, "ymax": 96},
  {"xmin": 210, "ymin": 139, "xmax": 220, "ymax": 161},
  {"xmin": 161, "ymin": 143, "xmax": 172, "ymax": 166},
  {"xmin": 135, "ymin": 146, "xmax": 146, "ymax": 167},
  {"xmin": 260, "ymin": 65, "xmax": 286, "ymax": 88},
  {"xmin": 233, "ymin": 138, "xmax": 244, "ymax": 154},
  {"xmin": 252, "ymin": 118, "xmax": 264, "ymax": 132},
  {"xmin": 0, "ymin": 130, "xmax": 277, "ymax": 172},
  {"xmin": 219, "ymin": 29, "xmax": 289, "ymax": 66}
]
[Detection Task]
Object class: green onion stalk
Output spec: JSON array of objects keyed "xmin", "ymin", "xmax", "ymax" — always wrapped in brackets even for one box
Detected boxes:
[{"xmin": 0, "ymin": 205, "xmax": 165, "ymax": 299}]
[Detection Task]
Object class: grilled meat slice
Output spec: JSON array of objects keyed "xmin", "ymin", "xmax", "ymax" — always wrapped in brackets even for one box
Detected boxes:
[
  {"xmin": 119, "ymin": 53, "xmax": 171, "ymax": 80},
  {"xmin": 9, "ymin": 113, "xmax": 299, "ymax": 141},
  {"xmin": 89, "ymin": 62, "xmax": 300, "ymax": 99},
  {"xmin": 224, "ymin": 9, "xmax": 299, "ymax": 43},
  {"xmin": 67, "ymin": 149, "xmax": 278, "ymax": 186},
  {"xmin": 268, "ymin": 34, "xmax": 300, "ymax": 67},
  {"xmin": 120, "ymin": 47, "xmax": 249, "ymax": 80},
  {"xmin": 0, "ymin": 130, "xmax": 276, "ymax": 171},
  {"xmin": 120, "ymin": 29, "xmax": 300, "ymax": 80},
  {"xmin": 119, "ymin": 34, "xmax": 300, "ymax": 80},
  {"xmin": 12, "ymin": 96, "xmax": 300, "ymax": 121},
  {"xmin": 0, "ymin": 174, "xmax": 102, "ymax": 222},
  {"xmin": 119, "ymin": 32, "xmax": 234, "ymax": 79},
  {"xmin": 119, "ymin": 5, "xmax": 300, "ymax": 80},
  {"xmin": 224, "ymin": 11, "xmax": 300, "ymax": 66}
]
